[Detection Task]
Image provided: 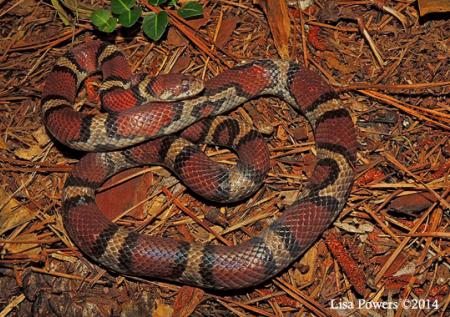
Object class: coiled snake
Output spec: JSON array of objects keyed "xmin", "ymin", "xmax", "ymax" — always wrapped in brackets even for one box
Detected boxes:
[{"xmin": 42, "ymin": 40, "xmax": 357, "ymax": 289}]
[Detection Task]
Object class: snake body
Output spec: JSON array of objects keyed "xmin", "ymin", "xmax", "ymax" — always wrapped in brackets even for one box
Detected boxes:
[{"xmin": 42, "ymin": 41, "xmax": 357, "ymax": 289}]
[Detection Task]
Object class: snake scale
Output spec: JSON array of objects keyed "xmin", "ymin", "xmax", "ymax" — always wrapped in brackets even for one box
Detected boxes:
[{"xmin": 42, "ymin": 40, "xmax": 357, "ymax": 290}]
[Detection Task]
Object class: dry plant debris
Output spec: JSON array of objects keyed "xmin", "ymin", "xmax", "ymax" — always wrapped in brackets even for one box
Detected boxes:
[{"xmin": 0, "ymin": 0, "xmax": 449, "ymax": 316}]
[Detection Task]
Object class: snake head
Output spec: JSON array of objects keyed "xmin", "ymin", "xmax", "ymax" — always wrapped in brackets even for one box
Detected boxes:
[{"xmin": 147, "ymin": 73, "xmax": 205, "ymax": 101}]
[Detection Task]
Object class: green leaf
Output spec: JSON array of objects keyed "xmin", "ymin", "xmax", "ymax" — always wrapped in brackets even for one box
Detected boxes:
[
  {"xmin": 177, "ymin": 1, "xmax": 203, "ymax": 19},
  {"xmin": 142, "ymin": 11, "xmax": 169, "ymax": 41},
  {"xmin": 91, "ymin": 9, "xmax": 117, "ymax": 33},
  {"xmin": 148, "ymin": 0, "xmax": 167, "ymax": 6},
  {"xmin": 111, "ymin": 0, "xmax": 135, "ymax": 15},
  {"xmin": 118, "ymin": 7, "xmax": 142, "ymax": 27},
  {"xmin": 167, "ymin": 0, "xmax": 178, "ymax": 6}
]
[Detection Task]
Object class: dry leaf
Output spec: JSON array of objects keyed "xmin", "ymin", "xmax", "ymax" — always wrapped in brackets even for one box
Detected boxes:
[
  {"xmin": 14, "ymin": 144, "xmax": 42, "ymax": 160},
  {"xmin": 292, "ymin": 126, "xmax": 308, "ymax": 141},
  {"xmin": 171, "ymin": 54, "xmax": 191, "ymax": 74},
  {"xmin": 167, "ymin": 28, "xmax": 188, "ymax": 47},
  {"xmin": 215, "ymin": 16, "xmax": 239, "ymax": 49},
  {"xmin": 0, "ymin": 137, "xmax": 7, "ymax": 150},
  {"xmin": 173, "ymin": 286, "xmax": 204, "ymax": 317},
  {"xmin": 279, "ymin": 190, "xmax": 299, "ymax": 206},
  {"xmin": 254, "ymin": 120, "xmax": 274, "ymax": 135},
  {"xmin": 207, "ymin": 225, "xmax": 223, "ymax": 240},
  {"xmin": 147, "ymin": 194, "xmax": 166, "ymax": 218},
  {"xmin": 393, "ymin": 261, "xmax": 416, "ymax": 277},
  {"xmin": 152, "ymin": 299, "xmax": 173, "ymax": 317},
  {"xmin": 276, "ymin": 125, "xmax": 288, "ymax": 141},
  {"xmin": 389, "ymin": 192, "xmax": 439, "ymax": 213},
  {"xmin": 96, "ymin": 168, "xmax": 153, "ymax": 220},
  {"xmin": 0, "ymin": 188, "xmax": 36, "ymax": 235},
  {"xmin": 195, "ymin": 225, "xmax": 222, "ymax": 240},
  {"xmin": 335, "ymin": 219, "xmax": 374, "ymax": 234},
  {"xmin": 418, "ymin": 0, "xmax": 450, "ymax": 16},
  {"xmin": 256, "ymin": 0, "xmax": 291, "ymax": 58},
  {"xmin": 6, "ymin": 0, "xmax": 37, "ymax": 16},
  {"xmin": 181, "ymin": 7, "xmax": 212, "ymax": 30},
  {"xmin": 32, "ymin": 126, "xmax": 50, "ymax": 146},
  {"xmin": 351, "ymin": 100, "xmax": 369, "ymax": 112},
  {"xmin": 204, "ymin": 209, "xmax": 228, "ymax": 227},
  {"xmin": 4, "ymin": 233, "xmax": 41, "ymax": 255},
  {"xmin": 322, "ymin": 51, "xmax": 357, "ymax": 74},
  {"xmin": 293, "ymin": 244, "xmax": 318, "ymax": 283}
]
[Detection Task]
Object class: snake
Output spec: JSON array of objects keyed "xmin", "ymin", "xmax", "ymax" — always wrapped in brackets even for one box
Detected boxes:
[{"xmin": 41, "ymin": 40, "xmax": 357, "ymax": 290}]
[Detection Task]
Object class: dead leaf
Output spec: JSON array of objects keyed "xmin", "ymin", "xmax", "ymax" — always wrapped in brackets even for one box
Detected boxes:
[
  {"xmin": 0, "ymin": 188, "xmax": 36, "ymax": 235},
  {"xmin": 418, "ymin": 0, "xmax": 450, "ymax": 16},
  {"xmin": 96, "ymin": 168, "xmax": 153, "ymax": 220},
  {"xmin": 167, "ymin": 28, "xmax": 188, "ymax": 47},
  {"xmin": 176, "ymin": 224, "xmax": 195, "ymax": 242},
  {"xmin": 171, "ymin": 54, "xmax": 191, "ymax": 74},
  {"xmin": 389, "ymin": 192, "xmax": 442, "ymax": 213},
  {"xmin": 317, "ymin": 0, "xmax": 341, "ymax": 23},
  {"xmin": 322, "ymin": 51, "xmax": 357, "ymax": 74},
  {"xmin": 258, "ymin": 289, "xmax": 302, "ymax": 308},
  {"xmin": 292, "ymin": 126, "xmax": 308, "ymax": 141},
  {"xmin": 256, "ymin": 0, "xmax": 291, "ymax": 58},
  {"xmin": 335, "ymin": 219, "xmax": 374, "ymax": 234},
  {"xmin": 373, "ymin": 252, "xmax": 412, "ymax": 285},
  {"xmin": 204, "ymin": 209, "xmax": 228, "ymax": 227},
  {"xmin": 293, "ymin": 244, "xmax": 318, "ymax": 284},
  {"xmin": 180, "ymin": 7, "xmax": 212, "ymax": 30},
  {"xmin": 147, "ymin": 194, "xmax": 166, "ymax": 218},
  {"xmin": 276, "ymin": 125, "xmax": 288, "ymax": 141},
  {"xmin": 393, "ymin": 261, "xmax": 416, "ymax": 277},
  {"xmin": 367, "ymin": 227, "xmax": 395, "ymax": 254},
  {"xmin": 215, "ymin": 16, "xmax": 239, "ymax": 49},
  {"xmin": 0, "ymin": 138, "xmax": 7, "ymax": 150},
  {"xmin": 303, "ymin": 153, "xmax": 316, "ymax": 176},
  {"xmin": 6, "ymin": 0, "xmax": 38, "ymax": 16},
  {"xmin": 14, "ymin": 144, "xmax": 42, "ymax": 160},
  {"xmin": 207, "ymin": 225, "xmax": 223, "ymax": 240},
  {"xmin": 254, "ymin": 120, "xmax": 274, "ymax": 135},
  {"xmin": 152, "ymin": 299, "xmax": 173, "ymax": 317},
  {"xmin": 173, "ymin": 286, "xmax": 204, "ymax": 317},
  {"xmin": 195, "ymin": 225, "xmax": 222, "ymax": 240},
  {"xmin": 279, "ymin": 190, "xmax": 299, "ymax": 206},
  {"xmin": 32, "ymin": 126, "xmax": 50, "ymax": 146},
  {"xmin": 4, "ymin": 233, "xmax": 41, "ymax": 255}
]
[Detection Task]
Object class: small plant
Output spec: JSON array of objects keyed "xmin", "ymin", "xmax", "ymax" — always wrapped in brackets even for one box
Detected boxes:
[{"xmin": 91, "ymin": 0, "xmax": 203, "ymax": 41}]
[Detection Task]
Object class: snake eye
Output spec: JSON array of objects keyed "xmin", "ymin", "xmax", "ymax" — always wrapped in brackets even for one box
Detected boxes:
[{"xmin": 181, "ymin": 79, "xmax": 190, "ymax": 93}]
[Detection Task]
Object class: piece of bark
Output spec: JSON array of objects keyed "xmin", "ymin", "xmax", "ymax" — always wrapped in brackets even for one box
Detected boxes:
[
  {"xmin": 255, "ymin": 0, "xmax": 291, "ymax": 58},
  {"xmin": 418, "ymin": 0, "xmax": 450, "ymax": 16}
]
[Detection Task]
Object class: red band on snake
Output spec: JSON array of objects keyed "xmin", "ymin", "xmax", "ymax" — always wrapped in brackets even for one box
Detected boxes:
[{"xmin": 42, "ymin": 40, "xmax": 357, "ymax": 290}]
